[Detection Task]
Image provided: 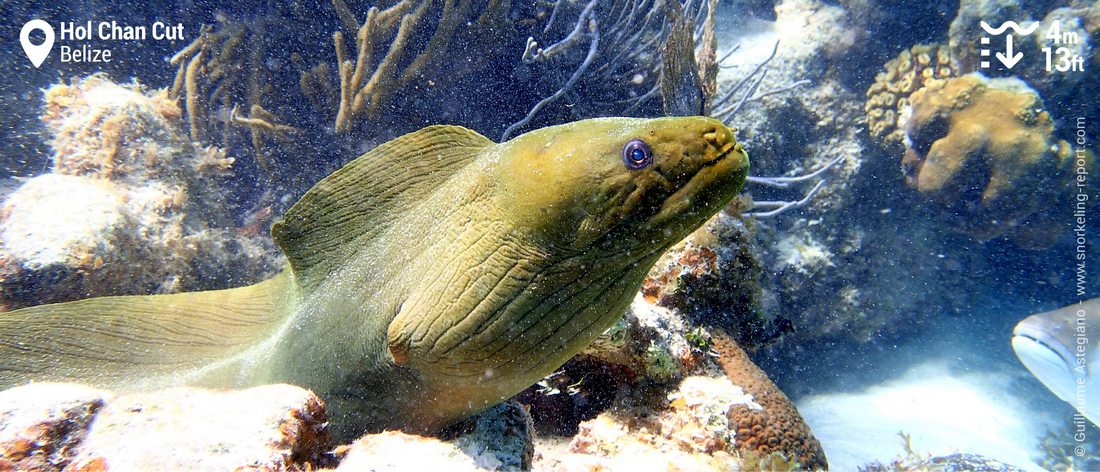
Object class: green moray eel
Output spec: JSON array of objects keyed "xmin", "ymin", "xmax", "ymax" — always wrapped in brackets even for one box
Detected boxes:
[{"xmin": 0, "ymin": 116, "xmax": 748, "ymax": 439}]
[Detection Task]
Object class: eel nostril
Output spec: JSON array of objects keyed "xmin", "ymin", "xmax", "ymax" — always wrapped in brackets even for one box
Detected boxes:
[{"xmin": 703, "ymin": 127, "xmax": 730, "ymax": 149}]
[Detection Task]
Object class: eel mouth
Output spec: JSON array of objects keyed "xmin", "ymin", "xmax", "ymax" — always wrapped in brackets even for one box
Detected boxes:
[{"xmin": 647, "ymin": 138, "xmax": 746, "ymax": 229}]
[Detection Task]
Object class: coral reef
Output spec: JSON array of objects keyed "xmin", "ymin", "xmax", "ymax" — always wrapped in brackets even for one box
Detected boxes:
[
  {"xmin": 0, "ymin": 75, "xmax": 280, "ymax": 310},
  {"xmin": 901, "ymin": 73, "xmax": 1082, "ymax": 247},
  {"xmin": 521, "ymin": 292, "xmax": 825, "ymax": 470},
  {"xmin": 701, "ymin": 0, "xmax": 979, "ymax": 355},
  {"xmin": 729, "ymin": 0, "xmax": 1093, "ymax": 358},
  {"xmin": 715, "ymin": 0, "xmax": 863, "ymax": 193},
  {"xmin": 534, "ymin": 377, "xmax": 751, "ymax": 471},
  {"xmin": 580, "ymin": 296, "xmax": 704, "ymax": 383},
  {"xmin": 533, "ymin": 370, "xmax": 819, "ymax": 471},
  {"xmin": 864, "ymin": 43, "xmax": 956, "ymax": 150},
  {"xmin": 641, "ymin": 213, "xmax": 777, "ymax": 346},
  {"xmin": 946, "ymin": 0, "xmax": 1100, "ymax": 146}
]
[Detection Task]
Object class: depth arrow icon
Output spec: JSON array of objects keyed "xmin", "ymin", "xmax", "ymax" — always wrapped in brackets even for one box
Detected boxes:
[{"xmin": 996, "ymin": 34, "xmax": 1023, "ymax": 69}]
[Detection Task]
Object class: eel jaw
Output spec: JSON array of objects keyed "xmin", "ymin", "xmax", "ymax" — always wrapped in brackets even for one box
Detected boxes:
[{"xmin": 647, "ymin": 142, "xmax": 746, "ymax": 230}]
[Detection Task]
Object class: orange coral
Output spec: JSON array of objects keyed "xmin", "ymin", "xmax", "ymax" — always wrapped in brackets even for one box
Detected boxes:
[
  {"xmin": 901, "ymin": 73, "xmax": 1086, "ymax": 247},
  {"xmin": 710, "ymin": 331, "xmax": 827, "ymax": 470}
]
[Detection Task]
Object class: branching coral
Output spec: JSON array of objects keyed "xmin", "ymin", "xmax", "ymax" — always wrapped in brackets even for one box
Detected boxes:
[
  {"xmin": 324, "ymin": 0, "xmax": 510, "ymax": 134},
  {"xmin": 505, "ymin": 0, "xmax": 715, "ymax": 139},
  {"xmin": 901, "ymin": 73, "xmax": 1086, "ymax": 247},
  {"xmin": 169, "ymin": 23, "xmax": 272, "ymax": 145},
  {"xmin": 229, "ymin": 105, "xmax": 301, "ymax": 171}
]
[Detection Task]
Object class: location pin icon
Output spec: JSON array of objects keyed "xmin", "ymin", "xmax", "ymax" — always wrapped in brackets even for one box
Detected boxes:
[{"xmin": 20, "ymin": 20, "xmax": 54, "ymax": 68}]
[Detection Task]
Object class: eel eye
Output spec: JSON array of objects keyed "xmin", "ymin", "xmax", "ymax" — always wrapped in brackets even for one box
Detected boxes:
[{"xmin": 622, "ymin": 139, "xmax": 653, "ymax": 170}]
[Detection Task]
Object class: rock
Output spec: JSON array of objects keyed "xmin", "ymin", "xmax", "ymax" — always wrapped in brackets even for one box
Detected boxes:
[
  {"xmin": 537, "ymin": 413, "xmax": 741, "ymax": 472},
  {"xmin": 533, "ymin": 370, "xmax": 817, "ymax": 471},
  {"xmin": 0, "ymin": 383, "xmax": 110, "ymax": 471},
  {"xmin": 0, "ymin": 382, "xmax": 536, "ymax": 471},
  {"xmin": 637, "ymin": 213, "xmax": 784, "ymax": 349},
  {"xmin": 331, "ymin": 401, "xmax": 535, "ymax": 472},
  {"xmin": 42, "ymin": 74, "xmax": 216, "ymax": 185},
  {"xmin": 452, "ymin": 401, "xmax": 536, "ymax": 471},
  {"xmin": 332, "ymin": 432, "xmax": 486, "ymax": 472},
  {"xmin": 71, "ymin": 384, "xmax": 330, "ymax": 472},
  {"xmin": 0, "ymin": 383, "xmax": 331, "ymax": 472},
  {"xmin": 0, "ymin": 175, "xmax": 125, "ymax": 279},
  {"xmin": 524, "ymin": 294, "xmax": 825, "ymax": 471}
]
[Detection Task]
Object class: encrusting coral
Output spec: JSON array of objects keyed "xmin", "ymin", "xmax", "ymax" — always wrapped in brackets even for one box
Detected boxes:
[
  {"xmin": 864, "ymin": 43, "xmax": 956, "ymax": 149},
  {"xmin": 709, "ymin": 330, "xmax": 827, "ymax": 470},
  {"xmin": 901, "ymin": 73, "xmax": 1085, "ymax": 247}
]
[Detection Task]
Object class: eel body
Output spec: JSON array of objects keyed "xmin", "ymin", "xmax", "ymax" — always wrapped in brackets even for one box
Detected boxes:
[{"xmin": 0, "ymin": 117, "xmax": 749, "ymax": 439}]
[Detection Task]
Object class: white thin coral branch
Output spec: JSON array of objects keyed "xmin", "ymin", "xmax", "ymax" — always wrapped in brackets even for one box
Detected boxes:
[
  {"xmin": 747, "ymin": 155, "xmax": 844, "ymax": 188},
  {"xmin": 505, "ymin": 9, "xmax": 600, "ymax": 140},
  {"xmin": 746, "ymin": 179, "xmax": 826, "ymax": 217},
  {"xmin": 743, "ymin": 155, "xmax": 845, "ymax": 217}
]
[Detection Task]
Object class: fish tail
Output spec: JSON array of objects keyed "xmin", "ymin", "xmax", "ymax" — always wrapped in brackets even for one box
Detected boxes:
[{"xmin": 0, "ymin": 270, "xmax": 295, "ymax": 391}]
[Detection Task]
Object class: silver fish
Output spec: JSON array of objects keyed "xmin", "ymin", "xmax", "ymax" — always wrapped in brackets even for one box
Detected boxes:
[{"xmin": 1012, "ymin": 298, "xmax": 1100, "ymax": 425}]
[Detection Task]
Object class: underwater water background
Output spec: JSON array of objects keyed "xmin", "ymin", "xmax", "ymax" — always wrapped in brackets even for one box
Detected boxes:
[{"xmin": 0, "ymin": 0, "xmax": 1097, "ymax": 470}]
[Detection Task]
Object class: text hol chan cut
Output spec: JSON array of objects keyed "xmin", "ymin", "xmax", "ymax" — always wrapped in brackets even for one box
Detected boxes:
[{"xmin": 58, "ymin": 21, "xmax": 185, "ymax": 41}]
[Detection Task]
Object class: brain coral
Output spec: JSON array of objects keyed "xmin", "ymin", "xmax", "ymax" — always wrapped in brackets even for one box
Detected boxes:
[
  {"xmin": 710, "ymin": 331, "xmax": 827, "ymax": 470},
  {"xmin": 865, "ymin": 44, "xmax": 956, "ymax": 149},
  {"xmin": 901, "ymin": 73, "xmax": 1084, "ymax": 248}
]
